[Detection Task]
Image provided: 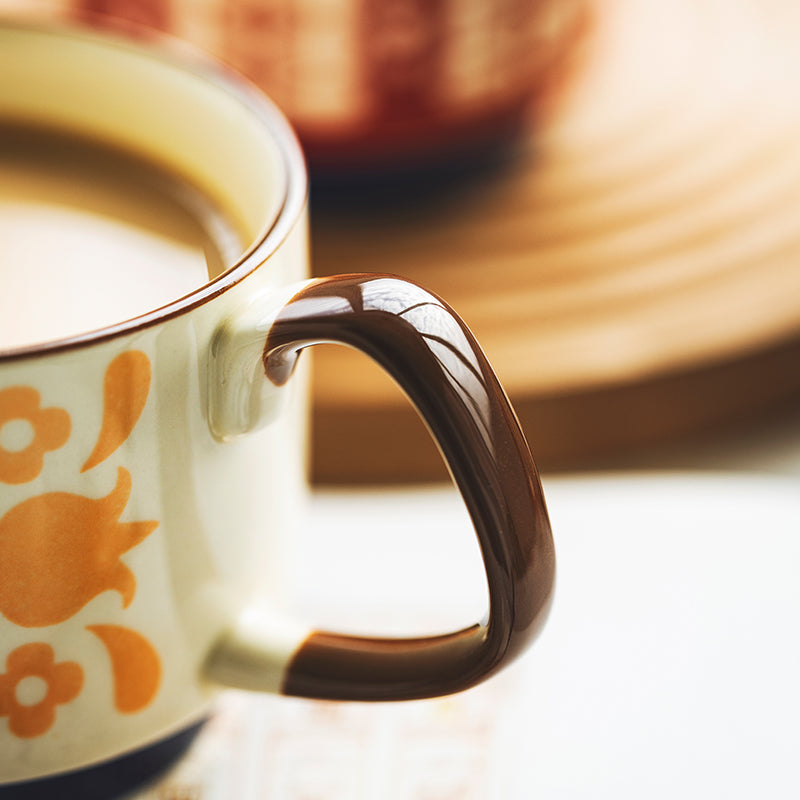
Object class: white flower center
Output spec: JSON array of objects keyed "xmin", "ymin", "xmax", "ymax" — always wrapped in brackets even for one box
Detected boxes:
[
  {"xmin": 15, "ymin": 675, "xmax": 48, "ymax": 707},
  {"xmin": 0, "ymin": 419, "xmax": 35, "ymax": 453}
]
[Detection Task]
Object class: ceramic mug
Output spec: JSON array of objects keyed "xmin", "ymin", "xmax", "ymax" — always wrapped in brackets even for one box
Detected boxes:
[{"xmin": 0, "ymin": 19, "xmax": 555, "ymax": 798}]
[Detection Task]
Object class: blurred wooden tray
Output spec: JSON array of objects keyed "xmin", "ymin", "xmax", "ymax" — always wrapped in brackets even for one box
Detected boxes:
[{"xmin": 309, "ymin": 0, "xmax": 800, "ymax": 482}]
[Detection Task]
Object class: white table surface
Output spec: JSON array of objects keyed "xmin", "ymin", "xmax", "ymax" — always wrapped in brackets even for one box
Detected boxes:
[{"xmin": 139, "ymin": 459, "xmax": 800, "ymax": 799}]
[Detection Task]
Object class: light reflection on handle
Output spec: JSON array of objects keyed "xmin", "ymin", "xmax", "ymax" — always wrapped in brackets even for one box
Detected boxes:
[{"xmin": 265, "ymin": 273, "xmax": 555, "ymax": 701}]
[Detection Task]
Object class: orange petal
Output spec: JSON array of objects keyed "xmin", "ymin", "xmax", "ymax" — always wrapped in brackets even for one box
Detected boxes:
[
  {"xmin": 36, "ymin": 406, "xmax": 71, "ymax": 451},
  {"xmin": 0, "ymin": 675, "xmax": 11, "ymax": 716},
  {"xmin": 49, "ymin": 661, "xmax": 84, "ymax": 705},
  {"xmin": 82, "ymin": 351, "xmax": 151, "ymax": 473},
  {"xmin": 5, "ymin": 642, "xmax": 54, "ymax": 676},
  {"xmin": 87, "ymin": 625, "xmax": 161, "ymax": 713},
  {"xmin": 11, "ymin": 703, "xmax": 56, "ymax": 739},
  {"xmin": 0, "ymin": 386, "xmax": 40, "ymax": 419}
]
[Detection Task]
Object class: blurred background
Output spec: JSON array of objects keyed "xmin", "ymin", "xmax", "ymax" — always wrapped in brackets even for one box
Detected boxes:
[
  {"xmin": 5, "ymin": 3, "xmax": 800, "ymax": 797},
  {"xmin": 4, "ymin": 0, "xmax": 800, "ymax": 487}
]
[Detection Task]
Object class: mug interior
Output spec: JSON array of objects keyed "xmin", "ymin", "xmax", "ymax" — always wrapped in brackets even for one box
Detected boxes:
[{"xmin": 0, "ymin": 20, "xmax": 305, "ymax": 353}]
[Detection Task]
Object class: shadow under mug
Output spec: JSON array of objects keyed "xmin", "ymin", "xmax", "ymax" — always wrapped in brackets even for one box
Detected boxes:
[{"xmin": 0, "ymin": 20, "xmax": 555, "ymax": 798}]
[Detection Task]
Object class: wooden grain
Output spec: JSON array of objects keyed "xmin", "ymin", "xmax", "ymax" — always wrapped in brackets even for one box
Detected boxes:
[{"xmin": 310, "ymin": 0, "xmax": 800, "ymax": 481}]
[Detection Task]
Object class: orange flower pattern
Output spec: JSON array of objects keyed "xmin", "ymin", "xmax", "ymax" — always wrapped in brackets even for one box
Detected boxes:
[
  {"xmin": 82, "ymin": 350, "xmax": 151, "ymax": 473},
  {"xmin": 0, "ymin": 351, "xmax": 162, "ymax": 741},
  {"xmin": 0, "ymin": 467, "xmax": 159, "ymax": 628},
  {"xmin": 0, "ymin": 643, "xmax": 84, "ymax": 738},
  {"xmin": 0, "ymin": 387, "xmax": 70, "ymax": 484},
  {"xmin": 87, "ymin": 625, "xmax": 162, "ymax": 712}
]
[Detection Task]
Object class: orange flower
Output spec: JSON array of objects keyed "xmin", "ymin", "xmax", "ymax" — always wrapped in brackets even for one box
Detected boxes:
[
  {"xmin": 0, "ymin": 387, "xmax": 70, "ymax": 484},
  {"xmin": 0, "ymin": 643, "xmax": 83, "ymax": 738}
]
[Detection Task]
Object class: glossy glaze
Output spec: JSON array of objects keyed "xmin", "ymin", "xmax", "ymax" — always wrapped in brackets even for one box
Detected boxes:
[
  {"xmin": 0, "ymin": 21, "xmax": 308, "ymax": 786},
  {"xmin": 265, "ymin": 275, "xmax": 555, "ymax": 700},
  {"xmin": 1, "ymin": 21, "xmax": 555, "ymax": 793}
]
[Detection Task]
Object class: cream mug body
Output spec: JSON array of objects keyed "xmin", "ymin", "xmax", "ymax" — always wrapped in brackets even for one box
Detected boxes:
[
  {"xmin": 0, "ymin": 20, "xmax": 555, "ymax": 794},
  {"xmin": 0, "ymin": 243, "xmax": 309, "ymax": 781}
]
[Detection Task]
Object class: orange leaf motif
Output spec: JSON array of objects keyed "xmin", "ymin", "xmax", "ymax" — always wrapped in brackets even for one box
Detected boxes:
[
  {"xmin": 82, "ymin": 351, "xmax": 151, "ymax": 473},
  {"xmin": 0, "ymin": 467, "xmax": 158, "ymax": 627},
  {"xmin": 0, "ymin": 387, "xmax": 70, "ymax": 484},
  {"xmin": 0, "ymin": 643, "xmax": 83, "ymax": 738},
  {"xmin": 87, "ymin": 625, "xmax": 162, "ymax": 713}
]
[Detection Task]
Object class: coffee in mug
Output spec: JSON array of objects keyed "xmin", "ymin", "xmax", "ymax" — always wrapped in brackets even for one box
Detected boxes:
[{"xmin": 0, "ymin": 123, "xmax": 244, "ymax": 348}]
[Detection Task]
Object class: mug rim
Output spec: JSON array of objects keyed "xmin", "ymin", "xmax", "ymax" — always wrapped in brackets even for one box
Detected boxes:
[{"xmin": 0, "ymin": 18, "xmax": 308, "ymax": 363}]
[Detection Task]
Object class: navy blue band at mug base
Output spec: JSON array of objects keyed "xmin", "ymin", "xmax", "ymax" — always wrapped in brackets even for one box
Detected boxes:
[{"xmin": 0, "ymin": 719, "xmax": 206, "ymax": 800}]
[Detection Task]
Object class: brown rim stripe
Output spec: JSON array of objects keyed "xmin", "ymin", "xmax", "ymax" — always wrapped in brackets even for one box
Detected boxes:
[{"xmin": 0, "ymin": 20, "xmax": 307, "ymax": 363}]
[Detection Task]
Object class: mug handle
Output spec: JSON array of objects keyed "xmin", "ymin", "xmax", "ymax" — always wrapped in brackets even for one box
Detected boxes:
[{"xmin": 206, "ymin": 274, "xmax": 554, "ymax": 701}]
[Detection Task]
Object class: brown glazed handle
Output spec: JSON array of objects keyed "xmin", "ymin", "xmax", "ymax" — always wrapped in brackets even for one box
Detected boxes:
[{"xmin": 265, "ymin": 274, "xmax": 555, "ymax": 701}]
